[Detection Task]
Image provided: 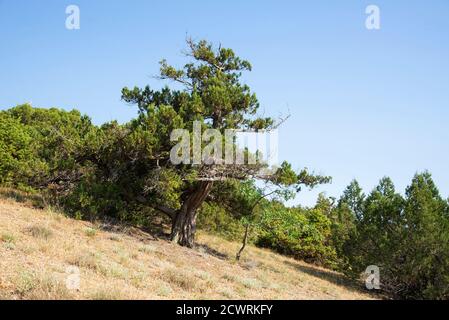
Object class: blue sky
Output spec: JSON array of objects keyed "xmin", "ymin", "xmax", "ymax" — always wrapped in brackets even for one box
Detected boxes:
[{"xmin": 1, "ymin": 0, "xmax": 448, "ymax": 206}]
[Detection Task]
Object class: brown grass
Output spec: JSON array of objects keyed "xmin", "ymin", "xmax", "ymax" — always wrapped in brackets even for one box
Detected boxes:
[{"xmin": 0, "ymin": 196, "xmax": 375, "ymax": 300}]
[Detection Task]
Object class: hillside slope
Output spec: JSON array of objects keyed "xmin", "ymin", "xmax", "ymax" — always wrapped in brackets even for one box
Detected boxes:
[{"xmin": 0, "ymin": 197, "xmax": 374, "ymax": 300}]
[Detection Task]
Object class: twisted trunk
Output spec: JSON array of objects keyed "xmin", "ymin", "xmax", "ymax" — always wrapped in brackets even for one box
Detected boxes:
[
  {"xmin": 170, "ymin": 181, "xmax": 213, "ymax": 247},
  {"xmin": 236, "ymin": 223, "xmax": 250, "ymax": 260}
]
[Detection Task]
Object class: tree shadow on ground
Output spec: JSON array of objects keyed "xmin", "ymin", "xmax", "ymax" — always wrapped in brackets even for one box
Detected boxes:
[
  {"xmin": 97, "ymin": 216, "xmax": 162, "ymax": 242},
  {"xmin": 284, "ymin": 260, "xmax": 370, "ymax": 296},
  {"xmin": 0, "ymin": 188, "xmax": 46, "ymax": 208},
  {"xmin": 195, "ymin": 243, "xmax": 229, "ymax": 260},
  {"xmin": 0, "ymin": 188, "xmax": 167, "ymax": 242}
]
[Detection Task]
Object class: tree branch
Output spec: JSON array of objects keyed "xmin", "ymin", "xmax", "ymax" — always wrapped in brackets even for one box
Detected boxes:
[{"xmin": 153, "ymin": 205, "xmax": 177, "ymax": 220}]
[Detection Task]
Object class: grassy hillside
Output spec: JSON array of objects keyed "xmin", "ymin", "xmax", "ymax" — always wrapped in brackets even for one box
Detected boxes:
[{"xmin": 0, "ymin": 195, "xmax": 374, "ymax": 300}]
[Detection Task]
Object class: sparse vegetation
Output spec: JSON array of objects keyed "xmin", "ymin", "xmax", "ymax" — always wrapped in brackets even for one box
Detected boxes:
[
  {"xmin": 0, "ymin": 198, "xmax": 372, "ymax": 300},
  {"xmin": 1, "ymin": 233, "xmax": 16, "ymax": 244},
  {"xmin": 90, "ymin": 288, "xmax": 125, "ymax": 300},
  {"xmin": 27, "ymin": 225, "xmax": 53, "ymax": 240},
  {"xmin": 67, "ymin": 252, "xmax": 101, "ymax": 272},
  {"xmin": 14, "ymin": 270, "xmax": 71, "ymax": 300},
  {"xmin": 84, "ymin": 227, "xmax": 97, "ymax": 238},
  {"xmin": 1, "ymin": 233, "xmax": 16, "ymax": 250},
  {"xmin": 161, "ymin": 269, "xmax": 198, "ymax": 291}
]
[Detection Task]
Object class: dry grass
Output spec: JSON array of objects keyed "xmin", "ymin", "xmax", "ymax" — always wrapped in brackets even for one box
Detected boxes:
[
  {"xmin": 27, "ymin": 225, "xmax": 53, "ymax": 240},
  {"xmin": 13, "ymin": 270, "xmax": 72, "ymax": 300},
  {"xmin": 0, "ymin": 196, "xmax": 375, "ymax": 300}
]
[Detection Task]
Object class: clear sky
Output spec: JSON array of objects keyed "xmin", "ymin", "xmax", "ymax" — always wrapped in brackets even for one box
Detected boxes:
[{"xmin": 1, "ymin": 0, "xmax": 448, "ymax": 206}]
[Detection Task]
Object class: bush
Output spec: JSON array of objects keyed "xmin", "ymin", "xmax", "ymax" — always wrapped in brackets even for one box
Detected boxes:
[
  {"xmin": 197, "ymin": 202, "xmax": 245, "ymax": 241},
  {"xmin": 0, "ymin": 104, "xmax": 96, "ymax": 191},
  {"xmin": 256, "ymin": 203, "xmax": 338, "ymax": 267},
  {"xmin": 0, "ymin": 111, "xmax": 45, "ymax": 185}
]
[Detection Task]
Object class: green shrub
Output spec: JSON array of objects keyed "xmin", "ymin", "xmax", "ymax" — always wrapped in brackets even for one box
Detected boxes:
[
  {"xmin": 0, "ymin": 104, "xmax": 96, "ymax": 192},
  {"xmin": 256, "ymin": 204, "xmax": 337, "ymax": 267},
  {"xmin": 197, "ymin": 202, "xmax": 245, "ymax": 241}
]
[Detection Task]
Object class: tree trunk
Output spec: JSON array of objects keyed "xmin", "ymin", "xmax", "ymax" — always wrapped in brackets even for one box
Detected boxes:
[
  {"xmin": 170, "ymin": 181, "xmax": 213, "ymax": 247},
  {"xmin": 236, "ymin": 224, "xmax": 250, "ymax": 261}
]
